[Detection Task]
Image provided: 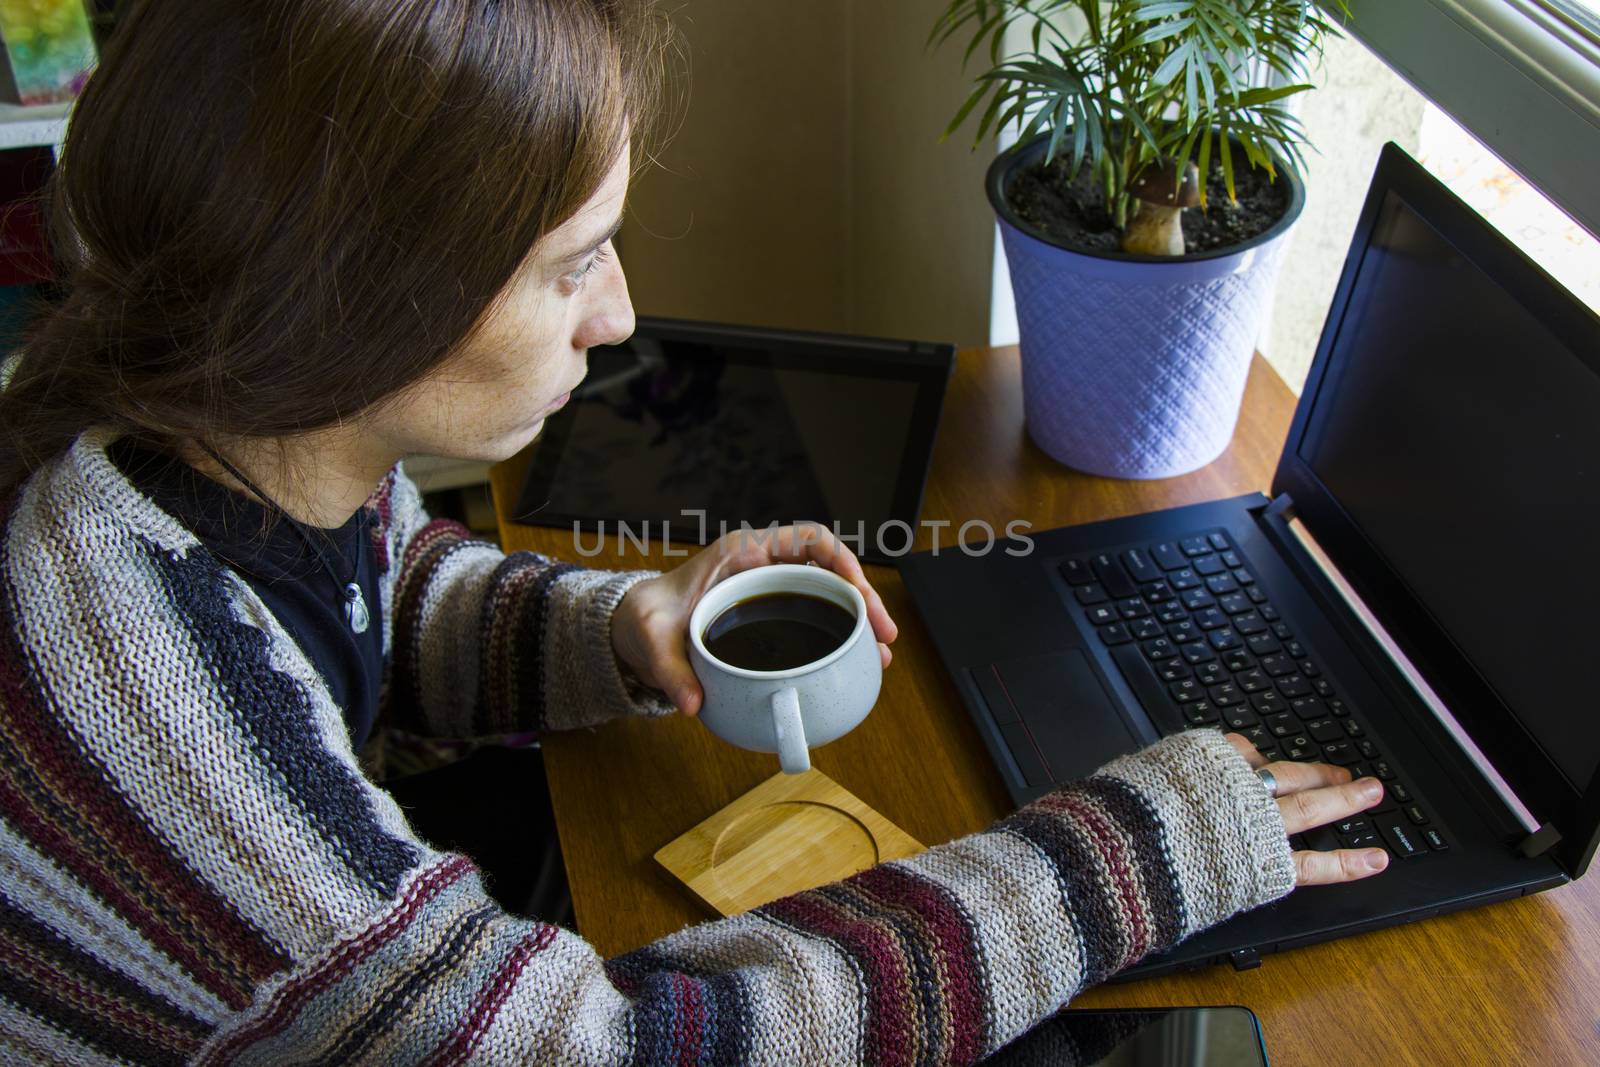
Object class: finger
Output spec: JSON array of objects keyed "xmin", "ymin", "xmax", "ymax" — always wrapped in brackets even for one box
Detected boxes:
[
  {"xmin": 1259, "ymin": 758, "xmax": 1354, "ymax": 796},
  {"xmin": 1278, "ymin": 776, "xmax": 1386, "ymax": 836},
  {"xmin": 645, "ymin": 632, "xmax": 704, "ymax": 717},
  {"xmin": 1293, "ymin": 847, "xmax": 1390, "ymax": 886},
  {"xmin": 879, "ymin": 641, "xmax": 892, "ymax": 669},
  {"xmin": 1225, "ymin": 733, "xmax": 1266, "ymax": 768}
]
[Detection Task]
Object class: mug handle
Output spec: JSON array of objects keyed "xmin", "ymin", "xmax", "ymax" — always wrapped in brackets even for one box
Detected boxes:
[{"xmin": 771, "ymin": 687, "xmax": 810, "ymax": 774}]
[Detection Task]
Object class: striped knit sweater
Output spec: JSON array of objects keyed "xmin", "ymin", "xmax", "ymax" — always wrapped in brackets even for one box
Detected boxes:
[{"xmin": 0, "ymin": 429, "xmax": 1298, "ymax": 1066}]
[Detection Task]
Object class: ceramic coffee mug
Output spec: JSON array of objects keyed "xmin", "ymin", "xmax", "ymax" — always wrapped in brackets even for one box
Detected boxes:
[{"xmin": 689, "ymin": 563, "xmax": 881, "ymax": 774}]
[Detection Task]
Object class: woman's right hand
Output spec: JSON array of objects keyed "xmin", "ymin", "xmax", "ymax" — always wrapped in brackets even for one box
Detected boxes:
[{"xmin": 1224, "ymin": 733, "xmax": 1392, "ymax": 886}]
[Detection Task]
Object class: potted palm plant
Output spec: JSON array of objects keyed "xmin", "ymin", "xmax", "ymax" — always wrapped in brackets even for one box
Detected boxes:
[{"xmin": 934, "ymin": 0, "xmax": 1347, "ymax": 478}]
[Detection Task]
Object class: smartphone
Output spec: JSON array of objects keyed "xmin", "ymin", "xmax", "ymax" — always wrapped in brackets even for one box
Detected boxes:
[{"xmin": 980, "ymin": 1006, "xmax": 1269, "ymax": 1066}]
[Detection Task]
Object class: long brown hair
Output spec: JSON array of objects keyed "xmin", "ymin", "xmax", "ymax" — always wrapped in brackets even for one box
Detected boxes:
[{"xmin": 0, "ymin": 0, "xmax": 667, "ymax": 492}]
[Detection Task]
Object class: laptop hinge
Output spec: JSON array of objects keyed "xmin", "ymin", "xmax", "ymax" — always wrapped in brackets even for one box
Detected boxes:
[
  {"xmin": 1519, "ymin": 823, "xmax": 1563, "ymax": 859},
  {"xmin": 1259, "ymin": 505, "xmax": 1546, "ymax": 843}
]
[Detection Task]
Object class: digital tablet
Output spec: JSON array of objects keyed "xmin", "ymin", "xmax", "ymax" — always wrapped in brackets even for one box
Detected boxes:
[{"xmin": 513, "ymin": 317, "xmax": 953, "ymax": 564}]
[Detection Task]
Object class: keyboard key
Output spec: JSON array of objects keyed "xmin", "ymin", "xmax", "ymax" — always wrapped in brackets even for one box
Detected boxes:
[
  {"xmin": 1379, "ymin": 819, "xmax": 1425, "ymax": 859},
  {"xmin": 1142, "ymin": 637, "xmax": 1176, "ymax": 660},
  {"xmin": 1194, "ymin": 608, "xmax": 1227, "ymax": 630},
  {"xmin": 1261, "ymin": 654, "xmax": 1294, "ymax": 677},
  {"xmin": 1284, "ymin": 739, "xmax": 1318, "ymax": 760},
  {"xmin": 1335, "ymin": 816, "xmax": 1372, "ymax": 835},
  {"xmin": 1271, "ymin": 622, "xmax": 1294, "ymax": 640},
  {"xmin": 1208, "ymin": 532, "xmax": 1231, "ymax": 551},
  {"xmin": 1206, "ymin": 574, "xmax": 1240, "ymax": 595},
  {"xmin": 1321, "ymin": 741, "xmax": 1358, "ymax": 765},
  {"xmin": 1236, "ymin": 669, "xmax": 1270, "ymax": 693},
  {"xmin": 1306, "ymin": 718, "xmax": 1343, "ymax": 742},
  {"xmin": 1060, "ymin": 559, "xmax": 1094, "ymax": 585},
  {"xmin": 1289, "ymin": 696, "xmax": 1325, "ymax": 720},
  {"xmin": 1406, "ymin": 805, "xmax": 1430, "ymax": 825},
  {"xmin": 1208, "ymin": 684, "xmax": 1243, "ymax": 707},
  {"xmin": 1313, "ymin": 678, "xmax": 1336, "ymax": 697},
  {"xmin": 1152, "ymin": 542, "xmax": 1187, "ymax": 571},
  {"xmin": 1241, "ymin": 724, "xmax": 1270, "ymax": 747},
  {"xmin": 1246, "ymin": 633, "xmax": 1281, "ymax": 656},
  {"xmin": 1356, "ymin": 738, "xmax": 1379, "ymax": 759},
  {"xmin": 1193, "ymin": 553, "xmax": 1226, "ymax": 576},
  {"xmin": 1131, "ymin": 617, "xmax": 1164, "ymax": 640},
  {"xmin": 1184, "ymin": 701, "xmax": 1220, "ymax": 725},
  {"xmin": 1169, "ymin": 679, "xmax": 1202, "ymax": 702},
  {"xmin": 1233, "ymin": 613, "xmax": 1268, "ymax": 635},
  {"xmin": 1327, "ymin": 697, "xmax": 1351, "ymax": 716},
  {"xmin": 1277, "ymin": 674, "xmax": 1312, "ymax": 697},
  {"xmin": 1180, "ymin": 642, "xmax": 1217, "ymax": 665},
  {"xmin": 1232, "ymin": 569, "xmax": 1254, "ymax": 586},
  {"xmin": 1221, "ymin": 550, "xmax": 1243, "ymax": 569},
  {"xmin": 1180, "ymin": 536, "xmax": 1210, "ymax": 557},
  {"xmin": 1208, "ymin": 628, "xmax": 1241, "ymax": 651},
  {"xmin": 1142, "ymin": 580, "xmax": 1175, "ymax": 602},
  {"xmin": 1167, "ymin": 620, "xmax": 1198, "ymax": 643},
  {"xmin": 1258, "ymin": 747, "xmax": 1280, "ymax": 763},
  {"xmin": 1266, "ymin": 712, "xmax": 1297, "ymax": 737},
  {"xmin": 1157, "ymin": 605, "xmax": 1188, "ymax": 624},
  {"xmin": 1423, "ymin": 828, "xmax": 1449, "ymax": 851},
  {"xmin": 1196, "ymin": 662, "xmax": 1228, "ymax": 685},
  {"xmin": 1087, "ymin": 604, "xmax": 1118, "ymax": 625},
  {"xmin": 1100, "ymin": 624, "xmax": 1133, "ymax": 645},
  {"xmin": 1222, "ymin": 650, "xmax": 1254, "ymax": 673},
  {"xmin": 1118, "ymin": 598, "xmax": 1152, "ymax": 619},
  {"xmin": 1372, "ymin": 761, "xmax": 1396, "ymax": 780},
  {"xmin": 1341, "ymin": 831, "xmax": 1383, "ymax": 850},
  {"xmin": 1389, "ymin": 782, "xmax": 1412, "ymax": 804},
  {"xmin": 1223, "ymin": 707, "xmax": 1259, "ymax": 730},
  {"xmin": 1247, "ymin": 586, "xmax": 1269, "ymax": 605},
  {"xmin": 1284, "ymin": 640, "xmax": 1307, "ymax": 659},
  {"xmin": 1171, "ymin": 569, "xmax": 1203, "ymax": 592},
  {"xmin": 1157, "ymin": 660, "xmax": 1191, "ymax": 682},
  {"xmin": 1121, "ymin": 548, "xmax": 1163, "ymax": 584},
  {"xmin": 1219, "ymin": 593, "xmax": 1253, "ymax": 615},
  {"xmin": 1251, "ymin": 691, "xmax": 1288, "ymax": 715},
  {"xmin": 1075, "ymin": 583, "xmax": 1108, "ymax": 606},
  {"xmin": 1091, "ymin": 554, "xmax": 1137, "ymax": 598}
]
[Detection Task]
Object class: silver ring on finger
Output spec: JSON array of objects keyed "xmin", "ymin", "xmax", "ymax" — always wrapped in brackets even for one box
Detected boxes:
[{"xmin": 1255, "ymin": 767, "xmax": 1279, "ymax": 799}]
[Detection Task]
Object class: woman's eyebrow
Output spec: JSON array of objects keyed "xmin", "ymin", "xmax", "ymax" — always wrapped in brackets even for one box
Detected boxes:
[{"xmin": 559, "ymin": 215, "xmax": 625, "ymax": 264}]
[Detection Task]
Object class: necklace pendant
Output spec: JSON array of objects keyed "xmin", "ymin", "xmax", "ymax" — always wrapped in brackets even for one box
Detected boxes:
[{"xmin": 343, "ymin": 582, "xmax": 370, "ymax": 634}]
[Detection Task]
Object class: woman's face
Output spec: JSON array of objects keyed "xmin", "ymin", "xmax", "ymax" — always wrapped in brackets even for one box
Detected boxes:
[{"xmin": 374, "ymin": 142, "xmax": 635, "ymax": 463}]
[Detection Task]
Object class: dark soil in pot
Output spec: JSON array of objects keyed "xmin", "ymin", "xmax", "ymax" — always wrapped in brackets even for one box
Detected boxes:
[{"xmin": 1007, "ymin": 154, "xmax": 1292, "ymax": 255}]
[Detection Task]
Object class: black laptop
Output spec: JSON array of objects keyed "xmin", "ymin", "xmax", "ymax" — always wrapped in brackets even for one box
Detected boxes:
[{"xmin": 898, "ymin": 143, "xmax": 1600, "ymax": 978}]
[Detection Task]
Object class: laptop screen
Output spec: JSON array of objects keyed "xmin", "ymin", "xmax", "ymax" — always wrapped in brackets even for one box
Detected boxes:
[{"xmin": 1295, "ymin": 189, "xmax": 1600, "ymax": 792}]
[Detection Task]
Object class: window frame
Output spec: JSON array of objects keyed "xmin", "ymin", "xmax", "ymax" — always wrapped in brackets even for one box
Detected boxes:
[{"xmin": 1336, "ymin": 0, "xmax": 1600, "ymax": 238}]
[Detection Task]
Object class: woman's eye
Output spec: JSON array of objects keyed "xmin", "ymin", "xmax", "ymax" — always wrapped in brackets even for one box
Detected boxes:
[{"xmin": 563, "ymin": 246, "xmax": 612, "ymax": 291}]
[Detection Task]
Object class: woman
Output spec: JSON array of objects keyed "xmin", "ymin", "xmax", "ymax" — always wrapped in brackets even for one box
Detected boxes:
[{"xmin": 0, "ymin": 1, "xmax": 1388, "ymax": 1063}]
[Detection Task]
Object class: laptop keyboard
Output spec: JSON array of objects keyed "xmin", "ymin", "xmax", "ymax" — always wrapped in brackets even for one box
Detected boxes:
[{"xmin": 1060, "ymin": 529, "xmax": 1448, "ymax": 861}]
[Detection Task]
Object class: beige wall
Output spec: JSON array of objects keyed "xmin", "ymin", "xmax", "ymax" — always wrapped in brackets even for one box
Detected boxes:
[
  {"xmin": 618, "ymin": 1, "xmax": 994, "ymax": 346},
  {"xmin": 1261, "ymin": 32, "xmax": 1426, "ymax": 393}
]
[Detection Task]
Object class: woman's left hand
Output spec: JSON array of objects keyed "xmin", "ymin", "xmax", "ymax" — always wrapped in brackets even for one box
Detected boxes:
[{"xmin": 610, "ymin": 522, "xmax": 898, "ymax": 715}]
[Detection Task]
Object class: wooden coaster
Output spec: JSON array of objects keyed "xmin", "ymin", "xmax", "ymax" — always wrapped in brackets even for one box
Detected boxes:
[{"xmin": 655, "ymin": 768, "xmax": 925, "ymax": 917}]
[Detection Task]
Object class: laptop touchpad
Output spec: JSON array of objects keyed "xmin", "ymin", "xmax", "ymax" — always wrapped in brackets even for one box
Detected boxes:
[{"xmin": 975, "ymin": 650, "xmax": 1138, "ymax": 786}]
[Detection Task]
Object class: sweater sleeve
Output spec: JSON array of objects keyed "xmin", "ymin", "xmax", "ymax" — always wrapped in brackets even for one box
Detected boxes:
[
  {"xmin": 198, "ymin": 729, "xmax": 1293, "ymax": 1065},
  {"xmin": 378, "ymin": 463, "xmax": 675, "ymax": 736}
]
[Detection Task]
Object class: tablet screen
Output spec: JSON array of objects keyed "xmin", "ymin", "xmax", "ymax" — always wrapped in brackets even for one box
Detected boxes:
[{"xmin": 514, "ymin": 319, "xmax": 952, "ymax": 563}]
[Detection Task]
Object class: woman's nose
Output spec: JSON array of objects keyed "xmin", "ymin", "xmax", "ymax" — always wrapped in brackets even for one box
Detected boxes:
[{"xmin": 573, "ymin": 248, "xmax": 635, "ymax": 350}]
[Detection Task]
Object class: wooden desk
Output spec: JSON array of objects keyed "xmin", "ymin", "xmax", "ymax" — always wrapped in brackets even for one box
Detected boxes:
[{"xmin": 491, "ymin": 346, "xmax": 1600, "ymax": 1066}]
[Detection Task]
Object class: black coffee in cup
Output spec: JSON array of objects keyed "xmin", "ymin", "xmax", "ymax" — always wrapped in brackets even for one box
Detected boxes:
[{"xmin": 703, "ymin": 592, "xmax": 856, "ymax": 671}]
